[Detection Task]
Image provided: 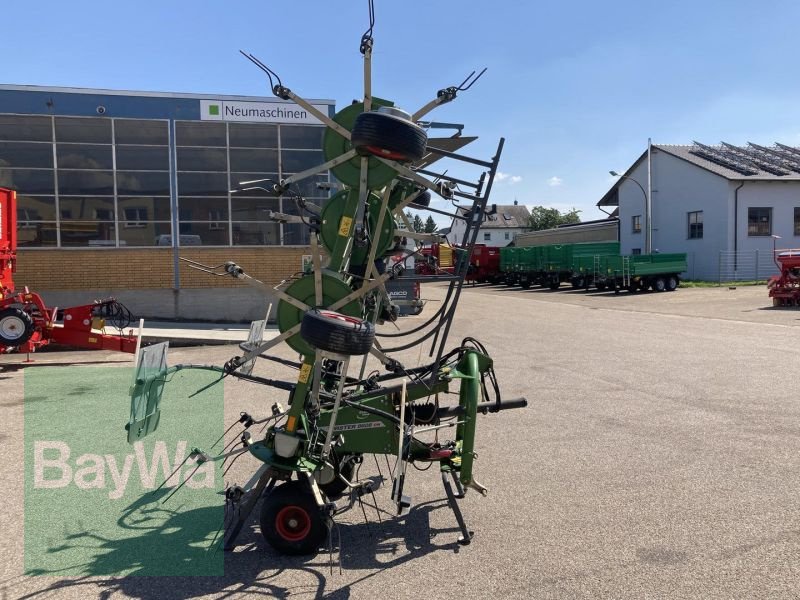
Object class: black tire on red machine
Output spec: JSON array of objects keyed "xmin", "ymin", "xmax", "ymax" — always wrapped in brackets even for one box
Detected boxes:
[
  {"xmin": 0, "ymin": 307, "xmax": 34, "ymax": 346},
  {"xmin": 260, "ymin": 481, "xmax": 328, "ymax": 555},
  {"xmin": 350, "ymin": 108, "xmax": 428, "ymax": 163},
  {"xmin": 300, "ymin": 309, "xmax": 375, "ymax": 356}
]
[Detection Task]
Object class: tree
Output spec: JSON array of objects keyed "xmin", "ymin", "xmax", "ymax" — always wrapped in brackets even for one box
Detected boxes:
[
  {"xmin": 423, "ymin": 216, "xmax": 437, "ymax": 233},
  {"xmin": 412, "ymin": 214, "xmax": 424, "ymax": 233},
  {"xmin": 527, "ymin": 206, "xmax": 581, "ymax": 231}
]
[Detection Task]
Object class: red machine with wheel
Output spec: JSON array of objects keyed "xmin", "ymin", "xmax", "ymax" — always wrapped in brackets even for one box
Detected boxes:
[
  {"xmin": 768, "ymin": 250, "xmax": 800, "ymax": 306},
  {"xmin": 0, "ymin": 187, "xmax": 138, "ymax": 354},
  {"xmin": 468, "ymin": 244, "xmax": 501, "ymax": 283}
]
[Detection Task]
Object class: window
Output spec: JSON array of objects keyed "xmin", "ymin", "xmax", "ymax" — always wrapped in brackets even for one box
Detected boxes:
[
  {"xmin": 795, "ymin": 208, "xmax": 800, "ymax": 236},
  {"xmin": 504, "ymin": 232, "xmax": 510, "ymax": 240},
  {"xmin": 632, "ymin": 215, "xmax": 641, "ymax": 233},
  {"xmin": 124, "ymin": 207, "xmax": 148, "ymax": 228},
  {"xmin": 632, "ymin": 248, "xmax": 642, "ymax": 255},
  {"xmin": 208, "ymin": 209, "xmax": 225, "ymax": 230},
  {"xmin": 748, "ymin": 207, "xmax": 772, "ymax": 236},
  {"xmin": 483, "ymin": 232, "xmax": 491, "ymax": 241},
  {"xmin": 688, "ymin": 211, "xmax": 703, "ymax": 239}
]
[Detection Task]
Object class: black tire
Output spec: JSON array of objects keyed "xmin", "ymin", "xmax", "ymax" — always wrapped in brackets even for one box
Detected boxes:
[
  {"xmin": 548, "ymin": 279, "xmax": 560, "ymax": 290},
  {"xmin": 666, "ymin": 275, "xmax": 679, "ymax": 291},
  {"xmin": 596, "ymin": 281, "xmax": 607, "ymax": 291},
  {"xmin": 351, "ymin": 110, "xmax": 428, "ymax": 163},
  {"xmin": 652, "ymin": 277, "xmax": 667, "ymax": 292},
  {"xmin": 571, "ymin": 276, "xmax": 585, "ymax": 289},
  {"xmin": 260, "ymin": 482, "xmax": 328, "ymax": 555},
  {"xmin": 300, "ymin": 309, "xmax": 375, "ymax": 356},
  {"xmin": 317, "ymin": 453, "xmax": 359, "ymax": 499},
  {"xmin": 409, "ymin": 190, "xmax": 431, "ymax": 208},
  {"xmin": 0, "ymin": 307, "xmax": 34, "ymax": 346},
  {"xmin": 520, "ymin": 279, "xmax": 531, "ymax": 290}
]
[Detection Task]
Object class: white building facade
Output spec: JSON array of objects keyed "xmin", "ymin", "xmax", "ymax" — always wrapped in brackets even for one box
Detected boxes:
[
  {"xmin": 598, "ymin": 143, "xmax": 800, "ymax": 280},
  {"xmin": 447, "ymin": 203, "xmax": 530, "ymax": 247}
]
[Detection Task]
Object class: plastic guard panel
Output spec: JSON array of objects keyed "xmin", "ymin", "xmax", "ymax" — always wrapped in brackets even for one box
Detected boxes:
[{"xmin": 126, "ymin": 341, "xmax": 169, "ymax": 444}]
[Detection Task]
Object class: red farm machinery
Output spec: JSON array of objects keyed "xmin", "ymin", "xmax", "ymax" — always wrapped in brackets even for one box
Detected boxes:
[
  {"xmin": 0, "ymin": 187, "xmax": 139, "ymax": 354},
  {"xmin": 768, "ymin": 250, "xmax": 800, "ymax": 306}
]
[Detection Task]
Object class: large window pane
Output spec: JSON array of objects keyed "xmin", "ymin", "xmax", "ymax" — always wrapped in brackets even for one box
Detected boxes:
[
  {"xmin": 17, "ymin": 196, "xmax": 56, "ymax": 221},
  {"xmin": 116, "ymin": 146, "xmax": 169, "ymax": 170},
  {"xmin": 229, "ymin": 123, "xmax": 278, "ymax": 148},
  {"xmin": 229, "ymin": 148, "xmax": 278, "ymax": 172},
  {"xmin": 282, "ymin": 149, "xmax": 324, "ymax": 172},
  {"xmin": 283, "ymin": 174, "xmax": 330, "ymax": 197},
  {"xmin": 58, "ymin": 170, "xmax": 114, "ymax": 195},
  {"xmin": 176, "ymin": 222, "xmax": 229, "ymax": 245},
  {"xmin": 119, "ymin": 197, "xmax": 171, "ymax": 221},
  {"xmin": 59, "ymin": 197, "xmax": 115, "ymax": 221},
  {"xmin": 177, "ymin": 172, "xmax": 228, "ymax": 196},
  {"xmin": 281, "ymin": 126, "xmax": 324, "ymax": 149},
  {"xmin": 117, "ymin": 171, "xmax": 171, "ymax": 195},
  {"xmin": 176, "ymin": 121, "xmax": 226, "ymax": 147},
  {"xmin": 59, "ymin": 221, "xmax": 116, "ymax": 247},
  {"xmin": 177, "ymin": 147, "xmax": 227, "ymax": 171},
  {"xmin": 0, "ymin": 142, "xmax": 53, "ymax": 168},
  {"xmin": 0, "ymin": 115, "xmax": 52, "ymax": 142},
  {"xmin": 57, "ymin": 144, "xmax": 113, "ymax": 169},
  {"xmin": 178, "ymin": 197, "xmax": 228, "ymax": 221},
  {"xmin": 119, "ymin": 222, "xmax": 171, "ymax": 247},
  {"xmin": 114, "ymin": 119, "xmax": 168, "ymax": 145},
  {"xmin": 748, "ymin": 207, "xmax": 772, "ymax": 236},
  {"xmin": 231, "ymin": 197, "xmax": 279, "ymax": 220},
  {"xmin": 55, "ymin": 117, "xmax": 111, "ymax": 144},
  {"xmin": 0, "ymin": 169, "xmax": 55, "ymax": 194},
  {"xmin": 17, "ymin": 223, "xmax": 57, "ymax": 247},
  {"xmin": 229, "ymin": 172, "xmax": 279, "ymax": 195},
  {"xmin": 232, "ymin": 222, "xmax": 280, "ymax": 246}
]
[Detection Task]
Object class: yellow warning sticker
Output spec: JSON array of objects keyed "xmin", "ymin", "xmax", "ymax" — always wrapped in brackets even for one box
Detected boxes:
[
  {"xmin": 338, "ymin": 216, "xmax": 353, "ymax": 237},
  {"xmin": 298, "ymin": 363, "xmax": 312, "ymax": 384}
]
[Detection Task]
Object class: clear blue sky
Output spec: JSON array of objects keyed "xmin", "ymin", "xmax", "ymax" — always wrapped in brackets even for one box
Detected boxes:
[{"xmin": 5, "ymin": 1, "xmax": 800, "ymax": 222}]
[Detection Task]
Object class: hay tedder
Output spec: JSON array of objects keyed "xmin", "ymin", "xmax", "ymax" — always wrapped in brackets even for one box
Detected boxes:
[
  {"xmin": 127, "ymin": 2, "xmax": 526, "ymax": 557},
  {"xmin": 0, "ymin": 188, "xmax": 138, "ymax": 354}
]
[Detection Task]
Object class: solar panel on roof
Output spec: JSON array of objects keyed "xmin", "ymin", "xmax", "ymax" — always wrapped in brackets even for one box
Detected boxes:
[
  {"xmin": 690, "ymin": 141, "xmax": 758, "ymax": 176},
  {"xmin": 747, "ymin": 142, "xmax": 800, "ymax": 175}
]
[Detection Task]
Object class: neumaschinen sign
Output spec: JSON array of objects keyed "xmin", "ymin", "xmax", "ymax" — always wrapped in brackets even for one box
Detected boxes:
[{"xmin": 200, "ymin": 99, "xmax": 328, "ymax": 124}]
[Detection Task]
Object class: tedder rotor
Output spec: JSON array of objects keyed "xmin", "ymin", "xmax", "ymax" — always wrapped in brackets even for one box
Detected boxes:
[{"xmin": 126, "ymin": 1, "xmax": 526, "ymax": 558}]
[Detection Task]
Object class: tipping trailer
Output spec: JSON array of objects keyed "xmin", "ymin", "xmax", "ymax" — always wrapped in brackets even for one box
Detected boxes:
[{"xmin": 598, "ymin": 253, "xmax": 688, "ymax": 292}]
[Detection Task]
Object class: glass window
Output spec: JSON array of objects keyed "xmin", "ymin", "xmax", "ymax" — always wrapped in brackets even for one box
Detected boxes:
[
  {"xmin": 56, "ymin": 144, "xmax": 113, "ymax": 169},
  {"xmin": 505, "ymin": 232, "xmax": 510, "ymax": 240},
  {"xmin": 114, "ymin": 119, "xmax": 168, "ymax": 145},
  {"xmin": 232, "ymin": 221, "xmax": 281, "ymax": 246},
  {"xmin": 794, "ymin": 208, "xmax": 800, "ymax": 236},
  {"xmin": 59, "ymin": 197, "xmax": 115, "ymax": 221},
  {"xmin": 0, "ymin": 115, "xmax": 52, "ymax": 142},
  {"xmin": 632, "ymin": 248, "xmax": 642, "ymax": 255},
  {"xmin": 59, "ymin": 221, "xmax": 116, "ymax": 247},
  {"xmin": 178, "ymin": 197, "xmax": 229, "ymax": 221},
  {"xmin": 281, "ymin": 150, "xmax": 324, "ymax": 173},
  {"xmin": 119, "ymin": 222, "xmax": 171, "ymax": 247},
  {"xmin": 228, "ymin": 173, "xmax": 279, "ymax": 195},
  {"xmin": 748, "ymin": 207, "xmax": 771, "ymax": 236},
  {"xmin": 688, "ymin": 211, "xmax": 703, "ymax": 239},
  {"xmin": 17, "ymin": 223, "xmax": 58, "ymax": 247},
  {"xmin": 115, "ymin": 146, "xmax": 169, "ymax": 170},
  {"xmin": 117, "ymin": 171, "xmax": 171, "ymax": 196},
  {"xmin": 57, "ymin": 170, "xmax": 114, "ymax": 195},
  {"xmin": 175, "ymin": 223, "xmax": 229, "ymax": 245},
  {"xmin": 119, "ymin": 197, "xmax": 171, "ymax": 221},
  {"xmin": 177, "ymin": 172, "xmax": 229, "ymax": 196},
  {"xmin": 229, "ymin": 148, "xmax": 278, "ymax": 172},
  {"xmin": 282, "ymin": 174, "xmax": 329, "ymax": 198},
  {"xmin": 176, "ymin": 121, "xmax": 226, "ymax": 147},
  {"xmin": 231, "ymin": 197, "xmax": 279, "ymax": 221},
  {"xmin": 281, "ymin": 126, "xmax": 324, "ymax": 149},
  {"xmin": 177, "ymin": 147, "xmax": 227, "ymax": 172},
  {"xmin": 229, "ymin": 123, "xmax": 278, "ymax": 148},
  {"xmin": 632, "ymin": 214, "xmax": 641, "ymax": 233},
  {"xmin": 483, "ymin": 232, "xmax": 491, "ymax": 241},
  {"xmin": 55, "ymin": 117, "xmax": 111, "ymax": 143},
  {"xmin": 16, "ymin": 196, "xmax": 56, "ymax": 221},
  {"xmin": 0, "ymin": 142, "xmax": 54, "ymax": 169},
  {"xmin": 0, "ymin": 169, "xmax": 56, "ymax": 194}
]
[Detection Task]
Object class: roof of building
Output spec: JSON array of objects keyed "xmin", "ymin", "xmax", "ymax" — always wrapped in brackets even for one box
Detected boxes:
[
  {"xmin": 455, "ymin": 204, "xmax": 530, "ymax": 229},
  {"xmin": 598, "ymin": 142, "xmax": 800, "ymax": 206}
]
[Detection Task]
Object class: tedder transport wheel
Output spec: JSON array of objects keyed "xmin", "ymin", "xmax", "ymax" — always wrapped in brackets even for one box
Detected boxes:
[
  {"xmin": 317, "ymin": 453, "xmax": 359, "ymax": 499},
  {"xmin": 652, "ymin": 277, "xmax": 667, "ymax": 292},
  {"xmin": 0, "ymin": 307, "xmax": 34, "ymax": 346},
  {"xmin": 666, "ymin": 275, "xmax": 679, "ymax": 291},
  {"xmin": 351, "ymin": 108, "xmax": 428, "ymax": 163},
  {"xmin": 260, "ymin": 482, "xmax": 328, "ymax": 555},
  {"xmin": 300, "ymin": 309, "xmax": 375, "ymax": 356}
]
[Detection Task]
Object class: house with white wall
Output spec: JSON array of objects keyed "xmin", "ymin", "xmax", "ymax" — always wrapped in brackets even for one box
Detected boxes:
[{"xmin": 448, "ymin": 201, "xmax": 530, "ymax": 247}]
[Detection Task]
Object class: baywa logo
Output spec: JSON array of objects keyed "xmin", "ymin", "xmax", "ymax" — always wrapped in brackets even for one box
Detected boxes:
[
  {"xmin": 208, "ymin": 104, "xmax": 220, "ymax": 116},
  {"xmin": 33, "ymin": 440, "xmax": 215, "ymax": 500}
]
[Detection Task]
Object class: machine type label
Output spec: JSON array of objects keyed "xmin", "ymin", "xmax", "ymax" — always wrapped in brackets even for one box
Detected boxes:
[
  {"xmin": 298, "ymin": 363, "xmax": 312, "ymax": 384},
  {"xmin": 321, "ymin": 421, "xmax": 385, "ymax": 433},
  {"xmin": 338, "ymin": 216, "xmax": 353, "ymax": 237}
]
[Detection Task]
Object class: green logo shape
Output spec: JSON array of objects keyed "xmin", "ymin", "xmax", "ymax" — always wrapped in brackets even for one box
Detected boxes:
[
  {"xmin": 24, "ymin": 366, "xmax": 224, "ymax": 577},
  {"xmin": 208, "ymin": 104, "xmax": 220, "ymax": 116}
]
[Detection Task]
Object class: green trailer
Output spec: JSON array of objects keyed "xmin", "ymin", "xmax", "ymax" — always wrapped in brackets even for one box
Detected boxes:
[{"xmin": 599, "ymin": 252, "xmax": 688, "ymax": 292}]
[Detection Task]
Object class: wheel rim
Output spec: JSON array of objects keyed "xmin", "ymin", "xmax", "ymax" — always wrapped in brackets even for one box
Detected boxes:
[
  {"xmin": 361, "ymin": 145, "xmax": 408, "ymax": 161},
  {"xmin": 0, "ymin": 315, "xmax": 27, "ymax": 341},
  {"xmin": 317, "ymin": 310, "xmax": 364, "ymax": 325},
  {"xmin": 275, "ymin": 505, "xmax": 312, "ymax": 542}
]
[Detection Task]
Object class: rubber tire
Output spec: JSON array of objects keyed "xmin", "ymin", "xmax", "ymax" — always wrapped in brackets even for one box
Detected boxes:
[
  {"xmin": 571, "ymin": 277, "xmax": 585, "ymax": 289},
  {"xmin": 596, "ymin": 281, "xmax": 607, "ymax": 291},
  {"xmin": 520, "ymin": 279, "xmax": 531, "ymax": 290},
  {"xmin": 652, "ymin": 277, "xmax": 667, "ymax": 292},
  {"xmin": 300, "ymin": 309, "xmax": 375, "ymax": 356},
  {"xmin": 318, "ymin": 453, "xmax": 359, "ymax": 499},
  {"xmin": 350, "ymin": 111, "xmax": 428, "ymax": 163},
  {"xmin": 0, "ymin": 307, "xmax": 34, "ymax": 346},
  {"xmin": 409, "ymin": 190, "xmax": 431, "ymax": 208},
  {"xmin": 260, "ymin": 482, "xmax": 327, "ymax": 556},
  {"xmin": 549, "ymin": 280, "xmax": 560, "ymax": 290},
  {"xmin": 666, "ymin": 275, "xmax": 679, "ymax": 291}
]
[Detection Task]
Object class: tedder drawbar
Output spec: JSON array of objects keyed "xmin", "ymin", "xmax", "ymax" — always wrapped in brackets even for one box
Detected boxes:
[{"xmin": 126, "ymin": 2, "xmax": 526, "ymax": 558}]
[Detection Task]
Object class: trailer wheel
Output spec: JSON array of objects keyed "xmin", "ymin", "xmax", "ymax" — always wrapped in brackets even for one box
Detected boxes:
[
  {"xmin": 520, "ymin": 279, "xmax": 531, "ymax": 290},
  {"xmin": 260, "ymin": 482, "xmax": 328, "ymax": 555},
  {"xmin": 549, "ymin": 279, "xmax": 560, "ymax": 290},
  {"xmin": 350, "ymin": 109, "xmax": 427, "ymax": 163},
  {"xmin": 300, "ymin": 309, "xmax": 375, "ymax": 356},
  {"xmin": 652, "ymin": 277, "xmax": 667, "ymax": 292},
  {"xmin": 596, "ymin": 281, "xmax": 607, "ymax": 291},
  {"xmin": 317, "ymin": 453, "xmax": 359, "ymax": 499},
  {"xmin": 0, "ymin": 308, "xmax": 34, "ymax": 346},
  {"xmin": 666, "ymin": 275, "xmax": 679, "ymax": 291}
]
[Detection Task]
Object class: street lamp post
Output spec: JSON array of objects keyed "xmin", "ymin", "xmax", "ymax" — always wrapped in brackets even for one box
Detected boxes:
[{"xmin": 610, "ymin": 170, "xmax": 650, "ymax": 254}]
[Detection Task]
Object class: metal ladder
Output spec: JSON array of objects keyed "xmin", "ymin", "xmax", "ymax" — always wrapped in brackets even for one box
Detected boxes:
[
  {"xmin": 621, "ymin": 256, "xmax": 631, "ymax": 288},
  {"xmin": 593, "ymin": 255, "xmax": 601, "ymax": 287}
]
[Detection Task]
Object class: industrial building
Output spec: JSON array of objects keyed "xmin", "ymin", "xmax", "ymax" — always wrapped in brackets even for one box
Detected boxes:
[
  {"xmin": 0, "ymin": 84, "xmax": 335, "ymax": 320},
  {"xmin": 598, "ymin": 142, "xmax": 800, "ymax": 281}
]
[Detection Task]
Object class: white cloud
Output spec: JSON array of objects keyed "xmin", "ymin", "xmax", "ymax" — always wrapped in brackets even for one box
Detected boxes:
[
  {"xmin": 547, "ymin": 176, "xmax": 563, "ymax": 187},
  {"xmin": 495, "ymin": 171, "xmax": 510, "ymax": 181},
  {"xmin": 510, "ymin": 176, "xmax": 522, "ymax": 184}
]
